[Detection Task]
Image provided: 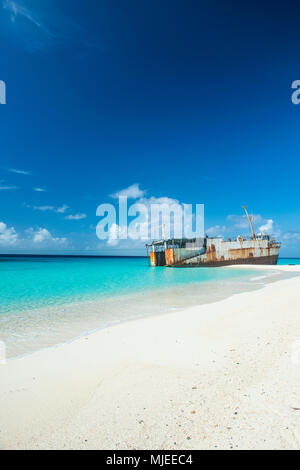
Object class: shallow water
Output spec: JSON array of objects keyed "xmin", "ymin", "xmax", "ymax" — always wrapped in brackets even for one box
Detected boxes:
[
  {"xmin": 278, "ymin": 258, "xmax": 300, "ymax": 265},
  {"xmin": 0, "ymin": 255, "xmax": 263, "ymax": 314},
  {"xmin": 0, "ymin": 256, "xmax": 296, "ymax": 358}
]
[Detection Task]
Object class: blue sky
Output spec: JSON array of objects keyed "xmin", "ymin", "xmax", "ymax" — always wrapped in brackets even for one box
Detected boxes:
[{"xmin": 0, "ymin": 0, "xmax": 300, "ymax": 256}]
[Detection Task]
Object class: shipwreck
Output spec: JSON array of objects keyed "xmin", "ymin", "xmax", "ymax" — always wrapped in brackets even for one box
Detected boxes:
[{"xmin": 146, "ymin": 206, "xmax": 281, "ymax": 267}]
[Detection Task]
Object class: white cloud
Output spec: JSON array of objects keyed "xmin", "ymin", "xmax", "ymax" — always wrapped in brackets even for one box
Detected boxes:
[
  {"xmin": 56, "ymin": 204, "xmax": 69, "ymax": 214},
  {"xmin": 105, "ymin": 223, "xmax": 148, "ymax": 248},
  {"xmin": 136, "ymin": 196, "xmax": 184, "ymax": 239},
  {"xmin": 206, "ymin": 225, "xmax": 226, "ymax": 236},
  {"xmin": 0, "ymin": 185, "xmax": 18, "ymax": 190},
  {"xmin": 227, "ymin": 213, "xmax": 263, "ymax": 229},
  {"xmin": 2, "ymin": 1, "xmax": 102, "ymax": 53},
  {"xmin": 0, "ymin": 222, "xmax": 18, "ymax": 245},
  {"xmin": 280, "ymin": 231, "xmax": 300, "ymax": 253},
  {"xmin": 259, "ymin": 219, "xmax": 274, "ymax": 234},
  {"xmin": 2, "ymin": 0, "xmax": 57, "ymax": 53},
  {"xmin": 26, "ymin": 227, "xmax": 67, "ymax": 245},
  {"xmin": 32, "ymin": 205, "xmax": 55, "ymax": 211},
  {"xmin": 65, "ymin": 213, "xmax": 87, "ymax": 220},
  {"xmin": 226, "ymin": 213, "xmax": 276, "ymax": 235},
  {"xmin": 31, "ymin": 228, "xmax": 51, "ymax": 243},
  {"xmin": 33, "ymin": 187, "xmax": 46, "ymax": 192},
  {"xmin": 111, "ymin": 183, "xmax": 146, "ymax": 200},
  {"xmin": 138, "ymin": 196, "xmax": 179, "ymax": 206},
  {"xmin": 0, "ymin": 221, "xmax": 68, "ymax": 250},
  {"xmin": 3, "ymin": 1, "xmax": 44, "ymax": 30},
  {"xmin": 7, "ymin": 168, "xmax": 31, "ymax": 175},
  {"xmin": 32, "ymin": 204, "xmax": 69, "ymax": 214},
  {"xmin": 282, "ymin": 231, "xmax": 300, "ymax": 241}
]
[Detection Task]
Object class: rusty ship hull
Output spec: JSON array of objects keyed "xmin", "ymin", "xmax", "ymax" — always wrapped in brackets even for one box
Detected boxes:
[
  {"xmin": 146, "ymin": 207, "xmax": 281, "ymax": 267},
  {"xmin": 147, "ymin": 236, "xmax": 281, "ymax": 267},
  {"xmin": 169, "ymin": 255, "xmax": 279, "ymax": 267}
]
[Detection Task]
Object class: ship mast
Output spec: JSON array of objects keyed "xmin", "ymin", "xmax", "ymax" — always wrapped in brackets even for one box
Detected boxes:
[{"xmin": 242, "ymin": 206, "xmax": 256, "ymax": 240}]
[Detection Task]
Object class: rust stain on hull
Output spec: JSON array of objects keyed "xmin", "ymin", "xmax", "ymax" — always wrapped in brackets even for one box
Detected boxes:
[
  {"xmin": 150, "ymin": 250, "xmax": 166, "ymax": 267},
  {"xmin": 169, "ymin": 254, "xmax": 279, "ymax": 267}
]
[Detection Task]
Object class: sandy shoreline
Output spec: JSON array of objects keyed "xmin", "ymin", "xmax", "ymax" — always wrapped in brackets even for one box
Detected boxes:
[{"xmin": 1, "ymin": 265, "xmax": 300, "ymax": 450}]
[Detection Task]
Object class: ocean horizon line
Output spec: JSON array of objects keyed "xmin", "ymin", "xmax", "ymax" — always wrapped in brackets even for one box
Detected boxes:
[
  {"xmin": 0, "ymin": 253, "xmax": 148, "ymax": 259},
  {"xmin": 0, "ymin": 253, "xmax": 299, "ymax": 260}
]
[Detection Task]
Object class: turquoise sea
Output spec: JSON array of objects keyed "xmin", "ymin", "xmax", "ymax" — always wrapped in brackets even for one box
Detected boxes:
[
  {"xmin": 0, "ymin": 256, "xmax": 297, "ymax": 358},
  {"xmin": 277, "ymin": 258, "xmax": 300, "ymax": 265}
]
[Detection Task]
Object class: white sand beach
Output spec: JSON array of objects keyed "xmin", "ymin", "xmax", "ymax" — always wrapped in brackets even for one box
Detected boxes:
[{"xmin": 0, "ymin": 265, "xmax": 300, "ymax": 450}]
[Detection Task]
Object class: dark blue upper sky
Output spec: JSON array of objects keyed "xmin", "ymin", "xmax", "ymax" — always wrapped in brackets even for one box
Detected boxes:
[{"xmin": 0, "ymin": 0, "xmax": 300, "ymax": 255}]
